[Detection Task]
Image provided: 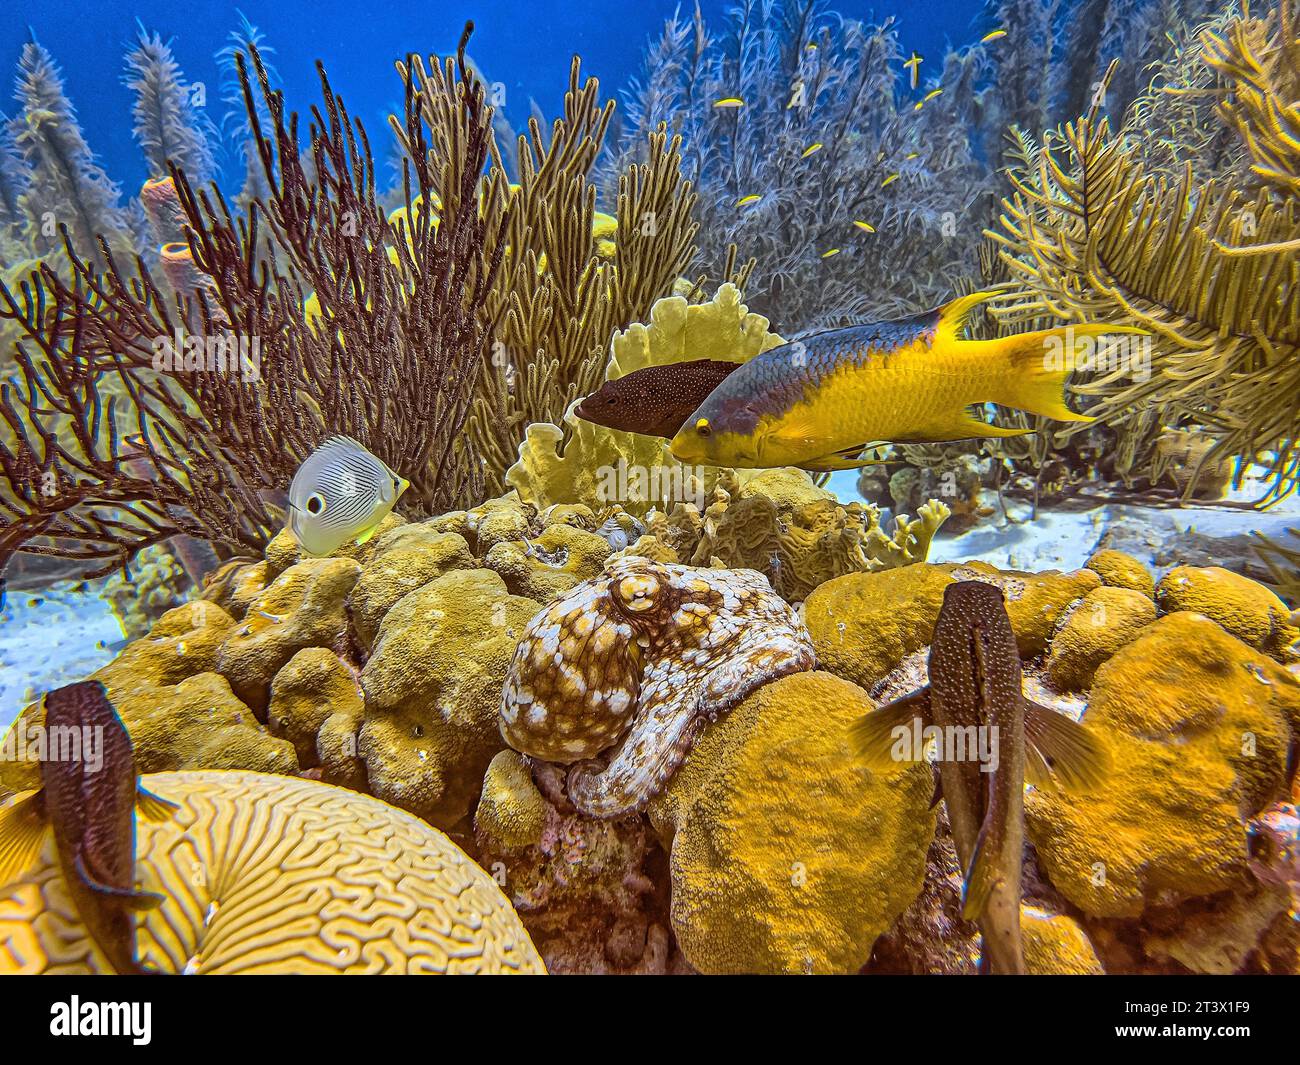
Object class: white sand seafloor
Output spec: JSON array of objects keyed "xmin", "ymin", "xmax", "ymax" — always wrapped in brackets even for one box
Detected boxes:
[
  {"xmin": 0, "ymin": 583, "xmax": 124, "ymax": 732},
  {"xmin": 1, "ymin": 467, "xmax": 1296, "ymax": 733}
]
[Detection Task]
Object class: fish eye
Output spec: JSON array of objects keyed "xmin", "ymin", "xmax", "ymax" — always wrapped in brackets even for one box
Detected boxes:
[
  {"xmin": 695, "ymin": 418, "xmax": 711, "ymax": 437},
  {"xmin": 606, "ymin": 396, "xmax": 617, "ymax": 405},
  {"xmin": 306, "ymin": 493, "xmax": 325, "ymax": 515}
]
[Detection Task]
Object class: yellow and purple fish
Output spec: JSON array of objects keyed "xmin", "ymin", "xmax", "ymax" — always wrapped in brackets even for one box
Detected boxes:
[
  {"xmin": 669, "ymin": 290, "xmax": 1146, "ymax": 471},
  {"xmin": 0, "ymin": 680, "xmax": 177, "ymax": 974}
]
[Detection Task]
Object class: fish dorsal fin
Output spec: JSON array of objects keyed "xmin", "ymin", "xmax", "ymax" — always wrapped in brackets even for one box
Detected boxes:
[
  {"xmin": 73, "ymin": 850, "xmax": 165, "ymax": 910},
  {"xmin": 849, "ymin": 686, "xmax": 932, "ymax": 769},
  {"xmin": 1023, "ymin": 702, "xmax": 1110, "ymax": 791},
  {"xmin": 935, "ymin": 288, "xmax": 1004, "ymax": 343},
  {"xmin": 136, "ymin": 787, "xmax": 179, "ymax": 823},
  {"xmin": 0, "ymin": 790, "xmax": 49, "ymax": 887}
]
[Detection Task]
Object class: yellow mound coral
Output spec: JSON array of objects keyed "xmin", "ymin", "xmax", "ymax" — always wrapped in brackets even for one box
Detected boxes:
[
  {"xmin": 1084, "ymin": 549, "xmax": 1155, "ymax": 598},
  {"xmin": 803, "ymin": 563, "xmax": 956, "ymax": 688},
  {"xmin": 648, "ymin": 671, "xmax": 936, "ymax": 974},
  {"xmin": 1020, "ymin": 907, "xmax": 1105, "ymax": 975},
  {"xmin": 346, "ymin": 526, "xmax": 476, "ymax": 648},
  {"xmin": 1155, "ymin": 565, "xmax": 1299, "ymax": 662},
  {"xmin": 475, "ymin": 749, "xmax": 550, "ymax": 850},
  {"xmin": 216, "ymin": 557, "xmax": 362, "ymax": 712},
  {"xmin": 1027, "ymin": 613, "xmax": 1299, "ymax": 918},
  {"xmin": 947, "ymin": 562, "xmax": 1103, "ymax": 658},
  {"xmin": 0, "ymin": 601, "xmax": 294, "ymax": 794},
  {"xmin": 0, "ymin": 770, "xmax": 544, "ymax": 974},
  {"xmin": 358, "ymin": 568, "xmax": 540, "ymax": 828},
  {"xmin": 504, "ymin": 284, "xmax": 783, "ymax": 517},
  {"xmin": 267, "ymin": 647, "xmax": 363, "ymax": 767},
  {"xmin": 483, "ymin": 523, "xmax": 612, "ymax": 601},
  {"xmin": 1045, "ymin": 586, "xmax": 1157, "ymax": 691}
]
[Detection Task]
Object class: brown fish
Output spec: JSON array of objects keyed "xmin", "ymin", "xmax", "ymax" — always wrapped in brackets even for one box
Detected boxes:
[
  {"xmin": 0, "ymin": 680, "xmax": 177, "ymax": 974},
  {"xmin": 575, "ymin": 360, "xmax": 741, "ymax": 440},
  {"xmin": 850, "ymin": 581, "xmax": 1108, "ymax": 974}
]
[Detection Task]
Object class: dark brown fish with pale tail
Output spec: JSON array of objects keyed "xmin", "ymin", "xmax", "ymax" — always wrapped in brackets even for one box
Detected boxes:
[
  {"xmin": 575, "ymin": 359, "xmax": 741, "ymax": 440},
  {"xmin": 0, "ymin": 680, "xmax": 177, "ymax": 974},
  {"xmin": 850, "ymin": 580, "xmax": 1109, "ymax": 975}
]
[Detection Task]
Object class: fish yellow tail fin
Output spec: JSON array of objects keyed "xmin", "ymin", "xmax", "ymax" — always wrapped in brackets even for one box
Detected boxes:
[{"xmin": 974, "ymin": 323, "xmax": 1148, "ymax": 423}]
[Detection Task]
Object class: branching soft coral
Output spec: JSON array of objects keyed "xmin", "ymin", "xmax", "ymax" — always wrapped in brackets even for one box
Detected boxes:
[
  {"xmin": 400, "ymin": 52, "xmax": 701, "ymax": 494},
  {"xmin": 124, "ymin": 24, "xmax": 218, "ymax": 185},
  {"xmin": 8, "ymin": 39, "xmax": 133, "ymax": 269},
  {"xmin": 602, "ymin": 0, "xmax": 985, "ymax": 331},
  {"xmin": 0, "ymin": 28, "xmax": 505, "ymax": 578},
  {"xmin": 988, "ymin": 49, "xmax": 1300, "ymax": 503}
]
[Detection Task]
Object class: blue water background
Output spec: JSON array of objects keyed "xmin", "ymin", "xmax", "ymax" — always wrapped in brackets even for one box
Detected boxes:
[{"xmin": 6, "ymin": 0, "xmax": 990, "ymax": 198}]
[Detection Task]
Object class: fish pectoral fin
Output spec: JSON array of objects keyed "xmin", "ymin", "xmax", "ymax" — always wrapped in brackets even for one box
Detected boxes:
[
  {"xmin": 849, "ymin": 686, "xmax": 931, "ymax": 768},
  {"xmin": 796, "ymin": 442, "xmax": 891, "ymax": 472},
  {"xmin": 136, "ymin": 787, "xmax": 179, "ymax": 823},
  {"xmin": 951, "ymin": 404, "xmax": 1036, "ymax": 440},
  {"xmin": 0, "ymin": 790, "xmax": 49, "ymax": 886},
  {"xmin": 72, "ymin": 849, "xmax": 161, "ymax": 909},
  {"xmin": 1024, "ymin": 701, "xmax": 1111, "ymax": 791},
  {"xmin": 961, "ymin": 810, "xmax": 1001, "ymax": 922}
]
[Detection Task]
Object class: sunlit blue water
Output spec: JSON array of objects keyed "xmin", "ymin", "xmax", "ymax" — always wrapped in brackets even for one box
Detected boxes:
[{"xmin": 8, "ymin": 0, "xmax": 987, "ymax": 196}]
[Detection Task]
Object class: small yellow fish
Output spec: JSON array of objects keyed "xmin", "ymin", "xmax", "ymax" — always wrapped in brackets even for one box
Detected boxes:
[
  {"xmin": 905, "ymin": 151, "xmax": 920, "ymax": 160},
  {"xmin": 713, "ymin": 97, "xmax": 745, "ymax": 108},
  {"xmin": 924, "ymin": 88, "xmax": 944, "ymax": 102},
  {"xmin": 821, "ymin": 248, "xmax": 841, "ymax": 258},
  {"xmin": 982, "ymin": 29, "xmax": 1008, "ymax": 43},
  {"xmin": 735, "ymin": 193, "xmax": 763, "ymax": 207},
  {"xmin": 801, "ymin": 143, "xmax": 824, "ymax": 158},
  {"xmin": 882, "ymin": 172, "xmax": 900, "ymax": 188},
  {"xmin": 853, "ymin": 220, "xmax": 876, "ymax": 233},
  {"xmin": 288, "ymin": 436, "xmax": 409, "ymax": 556},
  {"xmin": 904, "ymin": 51, "xmax": 923, "ymax": 88},
  {"xmin": 668, "ymin": 290, "xmax": 1149, "ymax": 472}
]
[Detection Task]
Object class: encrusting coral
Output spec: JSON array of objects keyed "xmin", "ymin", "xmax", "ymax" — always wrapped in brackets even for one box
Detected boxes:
[
  {"xmin": 647, "ymin": 671, "xmax": 936, "ymax": 974},
  {"xmin": 0, "ymin": 770, "xmax": 544, "ymax": 974},
  {"xmin": 1026, "ymin": 612, "xmax": 1298, "ymax": 919}
]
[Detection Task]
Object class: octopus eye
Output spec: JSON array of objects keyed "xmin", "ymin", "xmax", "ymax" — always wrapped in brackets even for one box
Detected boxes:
[
  {"xmin": 306, "ymin": 493, "xmax": 326, "ymax": 516},
  {"xmin": 614, "ymin": 573, "xmax": 661, "ymax": 613}
]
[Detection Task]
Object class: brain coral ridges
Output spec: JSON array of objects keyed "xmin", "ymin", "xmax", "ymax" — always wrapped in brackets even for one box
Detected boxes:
[
  {"xmin": 0, "ymin": 771, "xmax": 544, "ymax": 975},
  {"xmin": 500, "ymin": 555, "xmax": 817, "ymax": 818}
]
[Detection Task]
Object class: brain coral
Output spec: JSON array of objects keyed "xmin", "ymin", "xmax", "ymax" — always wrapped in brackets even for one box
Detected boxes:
[
  {"xmin": 0, "ymin": 771, "xmax": 544, "ymax": 974},
  {"xmin": 648, "ymin": 671, "xmax": 936, "ymax": 974},
  {"xmin": 1027, "ymin": 612, "xmax": 1299, "ymax": 918},
  {"xmin": 504, "ymin": 284, "xmax": 783, "ymax": 517}
]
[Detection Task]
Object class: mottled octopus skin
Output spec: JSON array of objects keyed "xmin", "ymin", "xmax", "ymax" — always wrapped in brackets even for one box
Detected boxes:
[{"xmin": 499, "ymin": 556, "xmax": 817, "ymax": 818}]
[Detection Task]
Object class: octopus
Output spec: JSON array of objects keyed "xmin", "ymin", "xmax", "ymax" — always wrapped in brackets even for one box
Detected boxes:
[{"xmin": 499, "ymin": 555, "xmax": 817, "ymax": 818}]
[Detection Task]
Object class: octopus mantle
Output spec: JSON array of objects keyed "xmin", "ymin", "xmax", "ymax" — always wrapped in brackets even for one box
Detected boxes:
[{"xmin": 499, "ymin": 556, "xmax": 817, "ymax": 817}]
